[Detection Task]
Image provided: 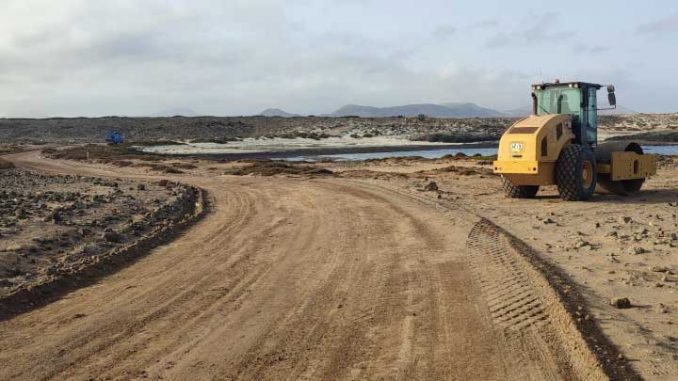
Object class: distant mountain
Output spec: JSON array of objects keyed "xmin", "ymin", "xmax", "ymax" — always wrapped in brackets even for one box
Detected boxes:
[
  {"xmin": 329, "ymin": 105, "xmax": 383, "ymax": 117},
  {"xmin": 329, "ymin": 102, "xmax": 504, "ymax": 118},
  {"xmin": 259, "ymin": 108, "xmax": 299, "ymax": 117},
  {"xmin": 438, "ymin": 102, "xmax": 505, "ymax": 117},
  {"xmin": 502, "ymin": 106, "xmax": 532, "ymax": 117},
  {"xmin": 502, "ymin": 105, "xmax": 638, "ymax": 117},
  {"xmin": 151, "ymin": 107, "xmax": 199, "ymax": 117}
]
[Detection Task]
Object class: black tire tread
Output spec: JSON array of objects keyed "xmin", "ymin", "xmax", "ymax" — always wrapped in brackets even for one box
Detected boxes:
[
  {"xmin": 501, "ymin": 176, "xmax": 539, "ymax": 198},
  {"xmin": 555, "ymin": 144, "xmax": 596, "ymax": 201}
]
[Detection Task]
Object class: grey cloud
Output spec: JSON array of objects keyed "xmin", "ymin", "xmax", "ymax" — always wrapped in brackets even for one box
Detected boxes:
[
  {"xmin": 471, "ymin": 19, "xmax": 500, "ymax": 29},
  {"xmin": 484, "ymin": 34, "xmax": 511, "ymax": 49},
  {"xmin": 637, "ymin": 14, "xmax": 678, "ymax": 34},
  {"xmin": 432, "ymin": 24, "xmax": 457, "ymax": 39},
  {"xmin": 572, "ymin": 43, "xmax": 609, "ymax": 54},
  {"xmin": 484, "ymin": 12, "xmax": 572, "ymax": 48}
]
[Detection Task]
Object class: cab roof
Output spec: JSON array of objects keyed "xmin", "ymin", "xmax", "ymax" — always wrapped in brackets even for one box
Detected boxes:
[{"xmin": 532, "ymin": 81, "xmax": 602, "ymax": 91}]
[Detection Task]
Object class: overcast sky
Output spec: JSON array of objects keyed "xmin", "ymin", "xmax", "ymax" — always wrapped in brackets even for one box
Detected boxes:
[{"xmin": 1, "ymin": 0, "xmax": 677, "ymax": 117}]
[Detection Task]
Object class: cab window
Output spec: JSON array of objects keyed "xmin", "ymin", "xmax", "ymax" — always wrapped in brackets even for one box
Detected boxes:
[{"xmin": 535, "ymin": 88, "xmax": 581, "ymax": 116}]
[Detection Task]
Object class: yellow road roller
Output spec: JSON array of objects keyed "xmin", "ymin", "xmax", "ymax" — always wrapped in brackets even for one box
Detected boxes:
[{"xmin": 494, "ymin": 81, "xmax": 656, "ymax": 201}]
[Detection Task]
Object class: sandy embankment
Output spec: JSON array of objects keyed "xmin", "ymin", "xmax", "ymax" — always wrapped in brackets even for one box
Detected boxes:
[{"xmin": 0, "ymin": 167, "xmax": 206, "ymax": 319}]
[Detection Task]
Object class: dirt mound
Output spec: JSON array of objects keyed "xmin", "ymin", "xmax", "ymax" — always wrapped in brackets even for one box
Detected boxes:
[
  {"xmin": 43, "ymin": 146, "xmax": 202, "ymax": 174},
  {"xmin": 43, "ymin": 144, "xmax": 162, "ymax": 162},
  {"xmin": 419, "ymin": 164, "xmax": 495, "ymax": 176},
  {"xmin": 0, "ymin": 158, "xmax": 14, "ymax": 170},
  {"xmin": 338, "ymin": 169, "xmax": 409, "ymax": 180},
  {"xmin": 224, "ymin": 161, "xmax": 333, "ymax": 176},
  {"xmin": 657, "ymin": 154, "xmax": 678, "ymax": 169}
]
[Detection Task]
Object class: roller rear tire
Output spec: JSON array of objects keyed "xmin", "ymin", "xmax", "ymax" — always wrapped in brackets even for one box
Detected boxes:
[
  {"xmin": 501, "ymin": 176, "xmax": 539, "ymax": 198},
  {"xmin": 555, "ymin": 144, "xmax": 597, "ymax": 201}
]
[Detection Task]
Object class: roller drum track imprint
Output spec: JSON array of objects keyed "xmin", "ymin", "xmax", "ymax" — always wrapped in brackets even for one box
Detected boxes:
[{"xmin": 466, "ymin": 219, "xmax": 549, "ymax": 332}]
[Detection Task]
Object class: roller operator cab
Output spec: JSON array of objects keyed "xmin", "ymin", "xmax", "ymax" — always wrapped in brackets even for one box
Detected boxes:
[{"xmin": 493, "ymin": 81, "xmax": 657, "ymax": 201}]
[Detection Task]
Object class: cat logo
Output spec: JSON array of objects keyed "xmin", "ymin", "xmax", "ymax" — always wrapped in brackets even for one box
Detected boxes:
[{"xmin": 510, "ymin": 142, "xmax": 524, "ymax": 154}]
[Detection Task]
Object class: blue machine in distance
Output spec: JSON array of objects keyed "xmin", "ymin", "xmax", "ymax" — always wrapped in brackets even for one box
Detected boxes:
[{"xmin": 105, "ymin": 130, "xmax": 124, "ymax": 144}]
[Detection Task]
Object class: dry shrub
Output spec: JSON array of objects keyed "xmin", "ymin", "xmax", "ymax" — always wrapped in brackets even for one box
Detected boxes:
[
  {"xmin": 144, "ymin": 164, "xmax": 184, "ymax": 174},
  {"xmin": 420, "ymin": 165, "xmax": 494, "ymax": 177},
  {"xmin": 170, "ymin": 162, "xmax": 198, "ymax": 170},
  {"xmin": 224, "ymin": 161, "xmax": 333, "ymax": 176}
]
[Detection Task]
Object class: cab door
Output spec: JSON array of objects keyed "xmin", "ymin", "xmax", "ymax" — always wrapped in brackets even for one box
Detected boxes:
[{"xmin": 585, "ymin": 87, "xmax": 598, "ymax": 147}]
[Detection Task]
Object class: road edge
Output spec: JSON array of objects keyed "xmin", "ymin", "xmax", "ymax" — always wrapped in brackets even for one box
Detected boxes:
[
  {"xmin": 0, "ymin": 185, "xmax": 210, "ymax": 322},
  {"xmin": 489, "ymin": 218, "xmax": 642, "ymax": 381}
]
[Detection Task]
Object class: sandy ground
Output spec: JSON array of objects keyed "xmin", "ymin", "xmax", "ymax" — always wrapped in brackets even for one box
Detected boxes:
[
  {"xmin": 323, "ymin": 156, "xmax": 678, "ymax": 380},
  {"xmin": 1, "ymin": 150, "xmax": 673, "ymax": 380}
]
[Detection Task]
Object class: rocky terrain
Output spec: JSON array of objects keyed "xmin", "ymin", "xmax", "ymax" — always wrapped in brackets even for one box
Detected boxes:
[
  {"xmin": 0, "ymin": 168, "xmax": 203, "ymax": 316},
  {"xmin": 0, "ymin": 116, "xmax": 514, "ymax": 144},
  {"xmin": 601, "ymin": 113, "xmax": 678, "ymax": 132},
  {"xmin": 599, "ymin": 113, "xmax": 678, "ymax": 142},
  {"xmin": 2, "ymin": 113, "xmax": 676, "ymax": 145}
]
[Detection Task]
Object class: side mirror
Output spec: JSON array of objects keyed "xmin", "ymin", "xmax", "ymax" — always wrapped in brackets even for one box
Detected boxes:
[{"xmin": 607, "ymin": 85, "xmax": 616, "ymax": 106}]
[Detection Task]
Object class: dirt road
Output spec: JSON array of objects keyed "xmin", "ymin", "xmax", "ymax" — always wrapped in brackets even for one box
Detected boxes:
[{"xmin": 0, "ymin": 152, "xmax": 612, "ymax": 380}]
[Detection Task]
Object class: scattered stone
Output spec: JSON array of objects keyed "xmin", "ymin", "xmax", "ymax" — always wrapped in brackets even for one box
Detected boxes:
[
  {"xmin": 574, "ymin": 239, "xmax": 591, "ymax": 249},
  {"xmin": 81, "ymin": 243, "xmax": 101, "ymax": 256},
  {"xmin": 610, "ymin": 297, "xmax": 632, "ymax": 309},
  {"xmin": 423, "ymin": 181, "xmax": 438, "ymax": 192},
  {"xmin": 650, "ymin": 266, "xmax": 670, "ymax": 273},
  {"xmin": 137, "ymin": 184, "xmax": 146, "ymax": 191},
  {"xmin": 49, "ymin": 211, "xmax": 63, "ymax": 223},
  {"xmin": 628, "ymin": 246, "xmax": 648, "ymax": 255},
  {"xmin": 103, "ymin": 230, "xmax": 122, "ymax": 243},
  {"xmin": 635, "ymin": 228, "xmax": 648, "ymax": 236},
  {"xmin": 621, "ymin": 216, "xmax": 632, "ymax": 224}
]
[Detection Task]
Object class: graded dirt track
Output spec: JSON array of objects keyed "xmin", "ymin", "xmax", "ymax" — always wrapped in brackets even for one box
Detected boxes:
[{"xmin": 0, "ymin": 152, "xmax": 617, "ymax": 380}]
